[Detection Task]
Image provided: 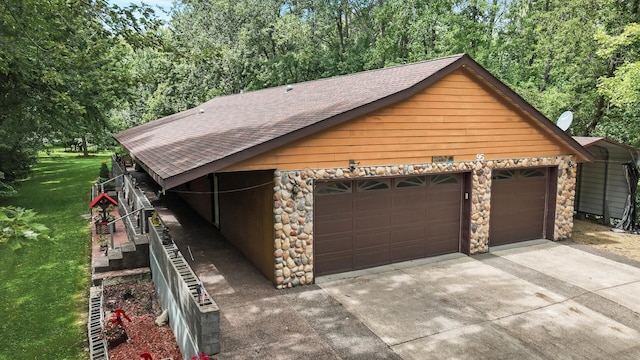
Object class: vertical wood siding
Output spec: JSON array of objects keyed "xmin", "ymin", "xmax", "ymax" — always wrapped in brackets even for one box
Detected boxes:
[
  {"xmin": 177, "ymin": 175, "xmax": 213, "ymax": 222},
  {"xmin": 221, "ymin": 69, "xmax": 572, "ymax": 172},
  {"xmin": 218, "ymin": 170, "xmax": 274, "ymax": 281}
]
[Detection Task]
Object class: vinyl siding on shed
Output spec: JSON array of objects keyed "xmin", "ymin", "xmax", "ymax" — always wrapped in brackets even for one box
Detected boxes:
[{"xmin": 221, "ymin": 69, "xmax": 571, "ymax": 172}]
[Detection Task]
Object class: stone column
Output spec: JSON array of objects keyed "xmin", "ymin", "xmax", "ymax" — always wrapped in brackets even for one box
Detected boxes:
[{"xmin": 273, "ymin": 171, "xmax": 314, "ymax": 289}]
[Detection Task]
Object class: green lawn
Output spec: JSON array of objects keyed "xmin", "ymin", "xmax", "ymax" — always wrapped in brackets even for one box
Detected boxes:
[{"xmin": 0, "ymin": 149, "xmax": 110, "ymax": 359}]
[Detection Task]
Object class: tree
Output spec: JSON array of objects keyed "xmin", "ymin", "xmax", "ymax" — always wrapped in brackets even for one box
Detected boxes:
[
  {"xmin": 0, "ymin": 0, "xmax": 161, "ymax": 181},
  {"xmin": 0, "ymin": 206, "xmax": 50, "ymax": 251},
  {"xmin": 597, "ymin": 23, "xmax": 640, "ymax": 108}
]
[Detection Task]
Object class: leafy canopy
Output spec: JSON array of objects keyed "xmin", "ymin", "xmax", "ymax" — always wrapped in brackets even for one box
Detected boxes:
[{"xmin": 0, "ymin": 206, "xmax": 51, "ymax": 251}]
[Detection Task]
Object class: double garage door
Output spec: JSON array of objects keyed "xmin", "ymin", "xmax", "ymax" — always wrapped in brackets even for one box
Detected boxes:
[
  {"xmin": 314, "ymin": 174, "xmax": 464, "ymax": 276},
  {"xmin": 314, "ymin": 168, "xmax": 554, "ymax": 276}
]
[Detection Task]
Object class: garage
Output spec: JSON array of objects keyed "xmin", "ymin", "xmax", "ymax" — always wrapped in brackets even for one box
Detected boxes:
[
  {"xmin": 314, "ymin": 174, "xmax": 465, "ymax": 276},
  {"xmin": 489, "ymin": 168, "xmax": 556, "ymax": 246}
]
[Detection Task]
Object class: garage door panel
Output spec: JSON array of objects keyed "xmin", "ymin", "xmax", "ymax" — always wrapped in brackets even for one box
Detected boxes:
[
  {"xmin": 392, "ymin": 226, "xmax": 426, "ymax": 243},
  {"xmin": 391, "ymin": 243, "xmax": 426, "ymax": 262},
  {"xmin": 490, "ymin": 168, "xmax": 549, "ymax": 246},
  {"xmin": 315, "ymin": 195, "xmax": 353, "ymax": 214},
  {"xmin": 354, "ymin": 231, "xmax": 389, "ymax": 248},
  {"xmin": 354, "ymin": 213, "xmax": 391, "ymax": 230},
  {"xmin": 392, "ymin": 190, "xmax": 426, "ymax": 208},
  {"xmin": 429, "ymin": 222, "xmax": 461, "ymax": 237},
  {"xmin": 315, "ymin": 233, "xmax": 353, "ymax": 253},
  {"xmin": 428, "ymin": 237, "xmax": 459, "ymax": 255},
  {"xmin": 315, "ymin": 253, "xmax": 353, "ymax": 275},
  {"xmin": 354, "ymin": 247, "xmax": 389, "ymax": 269},
  {"xmin": 391, "ymin": 208, "xmax": 427, "ymax": 226},
  {"xmin": 315, "ymin": 216, "xmax": 353, "ymax": 234},
  {"xmin": 428, "ymin": 206, "xmax": 460, "ymax": 222},
  {"xmin": 355, "ymin": 194, "xmax": 391, "ymax": 212}
]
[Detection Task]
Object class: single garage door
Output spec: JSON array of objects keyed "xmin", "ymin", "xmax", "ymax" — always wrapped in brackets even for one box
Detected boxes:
[
  {"xmin": 489, "ymin": 168, "xmax": 550, "ymax": 246},
  {"xmin": 314, "ymin": 174, "xmax": 463, "ymax": 276}
]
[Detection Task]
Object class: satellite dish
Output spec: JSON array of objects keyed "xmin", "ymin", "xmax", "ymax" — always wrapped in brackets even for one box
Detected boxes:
[{"xmin": 557, "ymin": 111, "xmax": 573, "ymax": 131}]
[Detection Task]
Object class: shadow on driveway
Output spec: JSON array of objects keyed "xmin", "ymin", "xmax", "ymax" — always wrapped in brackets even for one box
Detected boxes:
[{"xmin": 153, "ymin": 192, "xmax": 400, "ymax": 359}]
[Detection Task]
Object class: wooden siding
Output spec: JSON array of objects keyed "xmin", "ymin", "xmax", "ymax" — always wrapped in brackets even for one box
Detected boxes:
[
  {"xmin": 218, "ymin": 170, "xmax": 274, "ymax": 282},
  {"xmin": 177, "ymin": 175, "xmax": 213, "ymax": 223},
  {"xmin": 221, "ymin": 69, "xmax": 573, "ymax": 172}
]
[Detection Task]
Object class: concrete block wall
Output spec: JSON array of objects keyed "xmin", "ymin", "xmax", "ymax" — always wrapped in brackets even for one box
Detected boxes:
[{"xmin": 148, "ymin": 221, "xmax": 220, "ymax": 357}]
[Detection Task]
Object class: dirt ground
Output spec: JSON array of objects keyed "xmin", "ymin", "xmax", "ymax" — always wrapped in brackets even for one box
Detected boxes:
[
  {"xmin": 570, "ymin": 219, "xmax": 640, "ymax": 261},
  {"xmin": 103, "ymin": 280, "xmax": 183, "ymax": 360}
]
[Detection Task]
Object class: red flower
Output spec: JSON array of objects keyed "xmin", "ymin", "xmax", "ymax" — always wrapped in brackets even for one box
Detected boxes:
[
  {"xmin": 140, "ymin": 352, "xmax": 153, "ymax": 360},
  {"xmin": 191, "ymin": 354, "xmax": 210, "ymax": 360}
]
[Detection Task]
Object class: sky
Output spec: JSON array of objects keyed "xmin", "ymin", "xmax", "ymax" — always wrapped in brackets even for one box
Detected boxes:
[{"xmin": 107, "ymin": 0, "xmax": 173, "ymax": 20}]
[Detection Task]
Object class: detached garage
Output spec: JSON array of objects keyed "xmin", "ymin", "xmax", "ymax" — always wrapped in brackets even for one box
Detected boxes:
[
  {"xmin": 114, "ymin": 54, "xmax": 592, "ymax": 288},
  {"xmin": 574, "ymin": 137, "xmax": 640, "ymax": 224}
]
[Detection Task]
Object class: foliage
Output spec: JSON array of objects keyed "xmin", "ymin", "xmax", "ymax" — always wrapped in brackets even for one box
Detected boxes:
[
  {"xmin": 597, "ymin": 23, "xmax": 640, "ymax": 107},
  {"xmin": 0, "ymin": 171, "xmax": 16, "ymax": 197},
  {"xmin": 102, "ymin": 317, "xmax": 127, "ymax": 343},
  {"xmin": 0, "ymin": 151, "xmax": 110, "ymax": 359},
  {"xmin": 0, "ymin": 0, "xmax": 162, "ymax": 189},
  {"xmin": 0, "ymin": 206, "xmax": 50, "ymax": 250},
  {"xmin": 99, "ymin": 161, "xmax": 110, "ymax": 179}
]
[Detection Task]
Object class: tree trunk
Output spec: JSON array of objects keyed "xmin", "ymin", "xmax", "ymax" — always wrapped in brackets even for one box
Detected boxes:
[
  {"xmin": 336, "ymin": 10, "xmax": 345, "ymax": 54},
  {"xmin": 583, "ymin": 95, "xmax": 606, "ymax": 136},
  {"xmin": 584, "ymin": 57, "xmax": 618, "ymax": 135},
  {"xmin": 377, "ymin": 0, "xmax": 386, "ymax": 68},
  {"xmin": 539, "ymin": 57, "xmax": 552, "ymax": 91},
  {"xmin": 81, "ymin": 134, "xmax": 89, "ymax": 157}
]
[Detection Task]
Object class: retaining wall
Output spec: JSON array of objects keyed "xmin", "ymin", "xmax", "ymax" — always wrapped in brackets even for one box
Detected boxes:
[{"xmin": 148, "ymin": 220, "xmax": 220, "ymax": 357}]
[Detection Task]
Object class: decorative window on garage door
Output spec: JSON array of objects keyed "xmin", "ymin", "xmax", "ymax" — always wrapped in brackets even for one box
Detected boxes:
[
  {"xmin": 316, "ymin": 181, "xmax": 352, "ymax": 195},
  {"xmin": 521, "ymin": 169, "xmax": 545, "ymax": 177},
  {"xmin": 357, "ymin": 179, "xmax": 390, "ymax": 191},
  {"xmin": 431, "ymin": 174, "xmax": 458, "ymax": 185},
  {"xmin": 395, "ymin": 176, "xmax": 426, "ymax": 188},
  {"xmin": 492, "ymin": 169, "xmax": 515, "ymax": 180}
]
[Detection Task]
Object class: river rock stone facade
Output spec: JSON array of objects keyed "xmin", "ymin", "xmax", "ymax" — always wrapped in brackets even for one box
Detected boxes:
[{"xmin": 273, "ymin": 155, "xmax": 577, "ymax": 289}]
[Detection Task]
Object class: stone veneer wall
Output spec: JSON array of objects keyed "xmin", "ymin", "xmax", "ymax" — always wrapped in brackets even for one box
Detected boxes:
[{"xmin": 272, "ymin": 155, "xmax": 577, "ymax": 289}]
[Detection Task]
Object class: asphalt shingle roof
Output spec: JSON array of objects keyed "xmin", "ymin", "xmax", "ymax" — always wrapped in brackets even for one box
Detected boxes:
[{"xmin": 114, "ymin": 54, "xmax": 591, "ymax": 189}]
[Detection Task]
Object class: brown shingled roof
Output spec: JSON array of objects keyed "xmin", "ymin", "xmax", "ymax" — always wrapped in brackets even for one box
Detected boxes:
[{"xmin": 114, "ymin": 53, "xmax": 592, "ymax": 189}]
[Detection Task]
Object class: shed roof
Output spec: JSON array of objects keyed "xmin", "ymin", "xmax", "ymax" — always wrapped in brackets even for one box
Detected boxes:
[
  {"xmin": 573, "ymin": 137, "xmax": 640, "ymax": 152},
  {"xmin": 573, "ymin": 137, "xmax": 640, "ymax": 162},
  {"xmin": 115, "ymin": 53, "xmax": 592, "ymax": 189}
]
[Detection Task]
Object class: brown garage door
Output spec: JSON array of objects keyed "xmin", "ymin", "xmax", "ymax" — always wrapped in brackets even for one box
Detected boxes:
[
  {"xmin": 314, "ymin": 174, "xmax": 463, "ymax": 276},
  {"xmin": 489, "ymin": 168, "xmax": 549, "ymax": 246}
]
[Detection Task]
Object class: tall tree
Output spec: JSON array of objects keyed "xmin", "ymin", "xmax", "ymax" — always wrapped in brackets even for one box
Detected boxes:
[{"xmin": 0, "ymin": 0, "xmax": 160, "ymax": 182}]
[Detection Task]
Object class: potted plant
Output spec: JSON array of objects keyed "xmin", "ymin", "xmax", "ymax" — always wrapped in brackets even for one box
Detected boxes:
[
  {"xmin": 103, "ymin": 317, "xmax": 128, "ymax": 348},
  {"xmin": 102, "ymin": 308, "xmax": 131, "ymax": 349}
]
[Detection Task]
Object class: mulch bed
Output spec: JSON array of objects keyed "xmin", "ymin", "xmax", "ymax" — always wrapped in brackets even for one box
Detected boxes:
[{"xmin": 103, "ymin": 279, "xmax": 183, "ymax": 360}]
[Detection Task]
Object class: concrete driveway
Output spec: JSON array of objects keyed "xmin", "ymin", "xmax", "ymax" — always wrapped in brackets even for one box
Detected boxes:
[{"xmin": 317, "ymin": 241, "xmax": 640, "ymax": 359}]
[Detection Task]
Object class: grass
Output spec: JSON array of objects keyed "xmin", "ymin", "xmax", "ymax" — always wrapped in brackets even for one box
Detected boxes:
[{"xmin": 0, "ymin": 148, "xmax": 111, "ymax": 359}]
